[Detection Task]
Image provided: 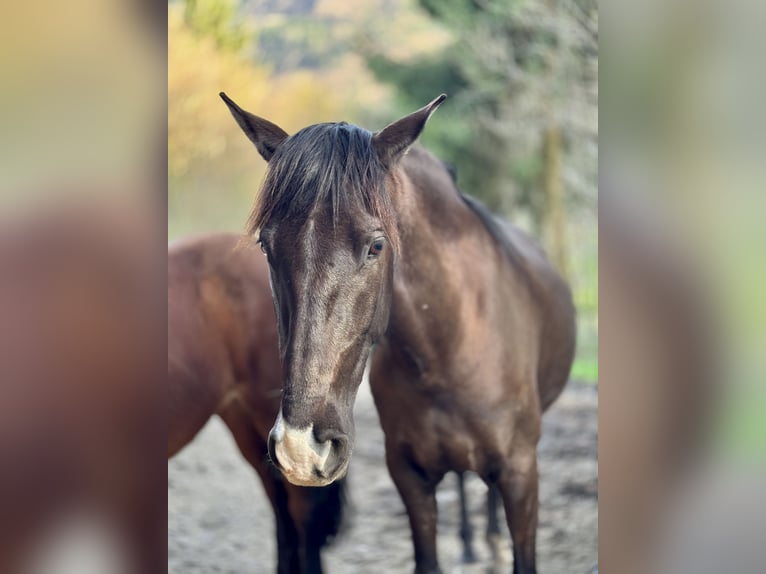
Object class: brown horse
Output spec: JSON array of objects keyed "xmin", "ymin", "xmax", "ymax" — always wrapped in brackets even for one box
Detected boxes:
[
  {"xmin": 168, "ymin": 232, "xmax": 345, "ymax": 574},
  {"xmin": 0, "ymin": 197, "xmax": 165, "ymax": 574},
  {"xmin": 220, "ymin": 93, "xmax": 576, "ymax": 574}
]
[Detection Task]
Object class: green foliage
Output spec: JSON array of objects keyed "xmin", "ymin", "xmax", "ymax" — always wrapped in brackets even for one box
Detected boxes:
[
  {"xmin": 362, "ymin": 3, "xmax": 501, "ymax": 209},
  {"xmin": 571, "ymin": 358, "xmax": 598, "ymax": 383},
  {"xmin": 364, "ymin": 0, "xmax": 597, "ymax": 216},
  {"xmin": 366, "ymin": 53, "xmax": 467, "ymax": 106},
  {"xmin": 419, "ymin": 0, "xmax": 480, "ymax": 24},
  {"xmin": 183, "ymin": 0, "xmax": 252, "ymax": 52},
  {"xmin": 718, "ymin": 379, "xmax": 766, "ymax": 458},
  {"xmin": 257, "ymin": 17, "xmax": 348, "ymax": 72}
]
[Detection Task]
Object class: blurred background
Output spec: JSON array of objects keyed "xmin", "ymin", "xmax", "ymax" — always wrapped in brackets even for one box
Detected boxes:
[
  {"xmin": 168, "ymin": 0, "xmax": 599, "ymax": 385},
  {"xmin": 2, "ymin": 0, "xmax": 763, "ymax": 571},
  {"xmin": 1, "ymin": 1, "xmax": 166, "ymax": 572},
  {"xmin": 168, "ymin": 1, "xmax": 599, "ymax": 572},
  {"xmin": 2, "ymin": 0, "xmax": 766, "ymax": 570}
]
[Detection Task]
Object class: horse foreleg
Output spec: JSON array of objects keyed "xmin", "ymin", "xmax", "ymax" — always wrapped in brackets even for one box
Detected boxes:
[
  {"xmin": 284, "ymin": 486, "xmax": 323, "ymax": 574},
  {"xmin": 457, "ymin": 472, "xmax": 477, "ymax": 563},
  {"xmin": 486, "ymin": 481, "xmax": 507, "ymax": 569},
  {"xmin": 298, "ymin": 536, "xmax": 322, "ymax": 574},
  {"xmin": 272, "ymin": 489, "xmax": 301, "ymax": 574},
  {"xmin": 218, "ymin": 403, "xmax": 300, "ymax": 574},
  {"xmin": 498, "ymin": 446, "xmax": 539, "ymax": 574},
  {"xmin": 387, "ymin": 448, "xmax": 443, "ymax": 574}
]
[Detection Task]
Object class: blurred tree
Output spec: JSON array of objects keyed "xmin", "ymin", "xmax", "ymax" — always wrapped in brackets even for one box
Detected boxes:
[
  {"xmin": 168, "ymin": 0, "xmax": 349, "ymax": 236},
  {"xmin": 183, "ymin": 0, "xmax": 252, "ymax": 51},
  {"xmin": 168, "ymin": 1, "xmax": 266, "ymax": 185},
  {"xmin": 362, "ymin": 0, "xmax": 598, "ymax": 277}
]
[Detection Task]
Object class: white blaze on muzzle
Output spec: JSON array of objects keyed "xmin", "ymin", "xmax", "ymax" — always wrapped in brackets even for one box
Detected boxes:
[{"xmin": 270, "ymin": 409, "xmax": 333, "ymax": 487}]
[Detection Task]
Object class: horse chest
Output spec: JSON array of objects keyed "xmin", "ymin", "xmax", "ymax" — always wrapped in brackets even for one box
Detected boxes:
[
  {"xmin": 372, "ymin": 344, "xmax": 507, "ymax": 474},
  {"xmin": 381, "ymin": 380, "xmax": 487, "ymax": 473},
  {"xmin": 412, "ymin": 409, "xmax": 485, "ymax": 474}
]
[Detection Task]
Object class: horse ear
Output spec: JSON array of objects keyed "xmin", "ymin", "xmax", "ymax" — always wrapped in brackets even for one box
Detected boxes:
[
  {"xmin": 219, "ymin": 92, "xmax": 289, "ymax": 162},
  {"xmin": 372, "ymin": 94, "xmax": 447, "ymax": 167}
]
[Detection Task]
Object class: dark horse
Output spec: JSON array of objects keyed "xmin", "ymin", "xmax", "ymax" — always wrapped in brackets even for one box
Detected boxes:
[
  {"xmin": 168, "ymin": 232, "xmax": 345, "ymax": 574},
  {"xmin": 220, "ymin": 92, "xmax": 576, "ymax": 573}
]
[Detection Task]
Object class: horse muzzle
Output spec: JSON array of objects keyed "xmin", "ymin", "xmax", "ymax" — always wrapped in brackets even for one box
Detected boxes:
[{"xmin": 267, "ymin": 410, "xmax": 351, "ymax": 487}]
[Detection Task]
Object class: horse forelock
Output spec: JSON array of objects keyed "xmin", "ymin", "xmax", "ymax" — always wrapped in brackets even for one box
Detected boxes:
[{"xmin": 246, "ymin": 122, "xmax": 399, "ymax": 249}]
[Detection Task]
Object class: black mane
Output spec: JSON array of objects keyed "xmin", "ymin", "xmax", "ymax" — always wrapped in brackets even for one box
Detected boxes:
[{"xmin": 247, "ymin": 122, "xmax": 396, "ymax": 244}]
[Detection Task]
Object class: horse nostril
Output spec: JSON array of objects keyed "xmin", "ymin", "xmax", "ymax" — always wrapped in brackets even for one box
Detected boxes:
[
  {"xmin": 331, "ymin": 435, "xmax": 349, "ymax": 456},
  {"xmin": 312, "ymin": 424, "xmax": 348, "ymax": 447},
  {"xmin": 323, "ymin": 434, "xmax": 351, "ymax": 479}
]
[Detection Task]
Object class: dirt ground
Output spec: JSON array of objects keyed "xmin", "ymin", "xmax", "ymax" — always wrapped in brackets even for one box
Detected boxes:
[{"xmin": 168, "ymin": 380, "xmax": 597, "ymax": 574}]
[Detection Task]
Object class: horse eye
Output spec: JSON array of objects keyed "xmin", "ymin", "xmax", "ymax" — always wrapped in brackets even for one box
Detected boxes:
[
  {"xmin": 258, "ymin": 241, "xmax": 267, "ymax": 255},
  {"xmin": 368, "ymin": 238, "xmax": 385, "ymax": 258}
]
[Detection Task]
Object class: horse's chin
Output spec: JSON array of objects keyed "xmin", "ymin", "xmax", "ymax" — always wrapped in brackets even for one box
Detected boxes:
[{"xmin": 281, "ymin": 460, "xmax": 349, "ymax": 488}]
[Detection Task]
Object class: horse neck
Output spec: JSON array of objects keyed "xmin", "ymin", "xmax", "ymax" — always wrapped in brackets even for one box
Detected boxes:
[{"xmin": 384, "ymin": 158, "xmax": 495, "ymax": 357}]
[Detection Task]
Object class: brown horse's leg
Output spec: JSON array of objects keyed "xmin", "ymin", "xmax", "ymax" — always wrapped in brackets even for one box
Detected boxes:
[
  {"xmin": 486, "ymin": 481, "xmax": 507, "ymax": 569},
  {"xmin": 273, "ymin": 486, "xmax": 301, "ymax": 574},
  {"xmin": 497, "ymin": 446, "xmax": 539, "ymax": 574},
  {"xmin": 284, "ymin": 486, "xmax": 323, "ymax": 574},
  {"xmin": 218, "ymin": 402, "xmax": 301, "ymax": 574},
  {"xmin": 168, "ymin": 374, "xmax": 222, "ymax": 458},
  {"xmin": 300, "ymin": 538, "xmax": 322, "ymax": 574},
  {"xmin": 457, "ymin": 472, "xmax": 477, "ymax": 563},
  {"xmin": 387, "ymin": 447, "xmax": 443, "ymax": 574}
]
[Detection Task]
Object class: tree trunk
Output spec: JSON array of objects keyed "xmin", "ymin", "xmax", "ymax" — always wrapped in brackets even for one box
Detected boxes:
[{"xmin": 542, "ymin": 123, "xmax": 569, "ymax": 280}]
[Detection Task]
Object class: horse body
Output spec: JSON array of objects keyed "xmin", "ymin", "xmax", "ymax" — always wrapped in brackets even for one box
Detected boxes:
[
  {"xmin": 168, "ymin": 232, "xmax": 344, "ymax": 574},
  {"xmin": 168, "ymin": 233, "xmax": 280, "ymax": 456},
  {"xmin": 369, "ymin": 147, "xmax": 575, "ymax": 573},
  {"xmin": 221, "ymin": 93, "xmax": 575, "ymax": 574}
]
